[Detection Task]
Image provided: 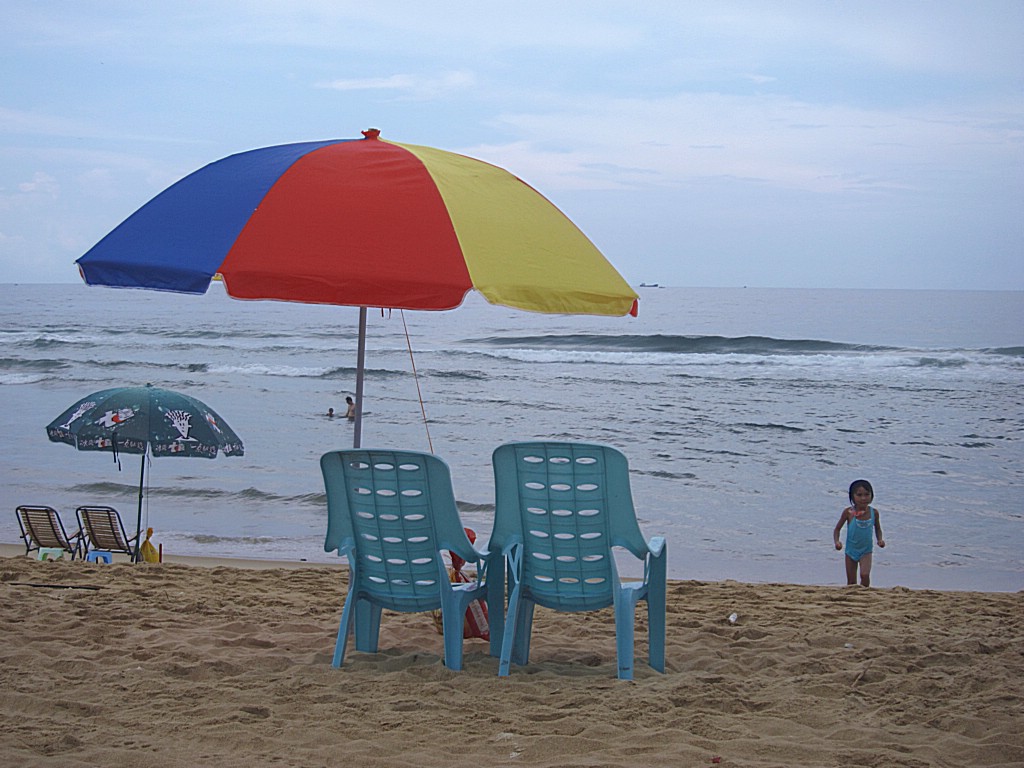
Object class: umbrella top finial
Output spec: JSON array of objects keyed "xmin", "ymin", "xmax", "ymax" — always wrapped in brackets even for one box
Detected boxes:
[{"xmin": 362, "ymin": 128, "xmax": 381, "ymax": 140}]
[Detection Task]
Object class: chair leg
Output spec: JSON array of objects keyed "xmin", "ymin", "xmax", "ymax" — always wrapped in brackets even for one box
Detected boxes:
[
  {"xmin": 332, "ymin": 597, "xmax": 357, "ymax": 668},
  {"xmin": 647, "ymin": 548, "xmax": 668, "ymax": 673},
  {"xmin": 354, "ymin": 601, "xmax": 382, "ymax": 653},
  {"xmin": 647, "ymin": 594, "xmax": 666, "ymax": 673},
  {"xmin": 498, "ymin": 586, "xmax": 524, "ymax": 676},
  {"xmin": 510, "ymin": 598, "xmax": 535, "ymax": 666},
  {"xmin": 486, "ymin": 556, "xmax": 506, "ymax": 659},
  {"xmin": 441, "ymin": 600, "xmax": 468, "ymax": 671},
  {"xmin": 615, "ymin": 593, "xmax": 645, "ymax": 680},
  {"xmin": 499, "ymin": 589, "xmax": 536, "ymax": 675}
]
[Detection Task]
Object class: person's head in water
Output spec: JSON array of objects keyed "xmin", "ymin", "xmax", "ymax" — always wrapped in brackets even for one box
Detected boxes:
[
  {"xmin": 327, "ymin": 407, "xmax": 334, "ymax": 418},
  {"xmin": 848, "ymin": 479, "xmax": 874, "ymax": 506}
]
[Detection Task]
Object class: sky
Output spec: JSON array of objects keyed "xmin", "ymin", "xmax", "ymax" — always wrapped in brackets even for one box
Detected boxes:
[{"xmin": 2, "ymin": 1, "xmax": 1022, "ymax": 290}]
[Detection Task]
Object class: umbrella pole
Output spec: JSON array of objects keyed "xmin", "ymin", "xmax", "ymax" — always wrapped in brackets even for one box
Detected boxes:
[
  {"xmin": 353, "ymin": 306, "xmax": 367, "ymax": 449},
  {"xmin": 134, "ymin": 447, "xmax": 146, "ymax": 563}
]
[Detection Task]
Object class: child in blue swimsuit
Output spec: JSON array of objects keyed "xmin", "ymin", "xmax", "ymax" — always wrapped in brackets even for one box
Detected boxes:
[{"xmin": 833, "ymin": 479, "xmax": 886, "ymax": 587}]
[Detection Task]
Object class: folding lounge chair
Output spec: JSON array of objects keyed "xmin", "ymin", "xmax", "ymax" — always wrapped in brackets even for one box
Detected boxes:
[
  {"xmin": 489, "ymin": 441, "xmax": 667, "ymax": 680},
  {"xmin": 16, "ymin": 505, "xmax": 84, "ymax": 560},
  {"xmin": 321, "ymin": 449, "xmax": 490, "ymax": 670},
  {"xmin": 76, "ymin": 505, "xmax": 140, "ymax": 562}
]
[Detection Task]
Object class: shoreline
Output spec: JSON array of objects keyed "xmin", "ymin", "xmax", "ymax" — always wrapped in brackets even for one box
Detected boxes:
[
  {"xmin": 2, "ymin": 542, "xmax": 1019, "ymax": 593},
  {"xmin": 0, "ymin": 542, "xmax": 346, "ymax": 571}
]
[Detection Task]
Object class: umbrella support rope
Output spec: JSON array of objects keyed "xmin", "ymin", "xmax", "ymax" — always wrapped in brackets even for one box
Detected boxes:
[{"xmin": 400, "ymin": 310, "xmax": 433, "ymax": 454}]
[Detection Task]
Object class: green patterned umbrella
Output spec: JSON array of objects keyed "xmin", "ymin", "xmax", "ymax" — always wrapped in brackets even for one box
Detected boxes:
[{"xmin": 46, "ymin": 384, "xmax": 243, "ymax": 559}]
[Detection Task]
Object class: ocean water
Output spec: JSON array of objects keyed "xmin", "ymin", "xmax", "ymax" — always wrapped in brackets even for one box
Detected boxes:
[{"xmin": 1, "ymin": 283, "xmax": 1021, "ymax": 592}]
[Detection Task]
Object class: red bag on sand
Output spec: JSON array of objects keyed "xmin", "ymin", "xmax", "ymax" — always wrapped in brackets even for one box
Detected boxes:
[{"xmin": 432, "ymin": 528, "xmax": 489, "ymax": 641}]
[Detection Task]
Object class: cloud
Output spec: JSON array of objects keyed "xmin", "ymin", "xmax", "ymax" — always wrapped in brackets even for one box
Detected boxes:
[
  {"xmin": 0, "ymin": 107, "xmax": 90, "ymax": 139},
  {"xmin": 17, "ymin": 171, "xmax": 59, "ymax": 197},
  {"xmin": 465, "ymin": 86, "xmax": 1022, "ymax": 202},
  {"xmin": 316, "ymin": 70, "xmax": 476, "ymax": 100}
]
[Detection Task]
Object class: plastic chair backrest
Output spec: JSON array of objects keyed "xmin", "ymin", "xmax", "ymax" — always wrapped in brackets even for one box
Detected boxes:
[
  {"xmin": 491, "ymin": 442, "xmax": 648, "ymax": 612},
  {"xmin": 322, "ymin": 449, "xmax": 471, "ymax": 613}
]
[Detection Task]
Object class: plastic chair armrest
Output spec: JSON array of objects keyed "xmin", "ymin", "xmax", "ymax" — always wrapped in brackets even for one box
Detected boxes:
[{"xmin": 647, "ymin": 536, "xmax": 666, "ymax": 558}]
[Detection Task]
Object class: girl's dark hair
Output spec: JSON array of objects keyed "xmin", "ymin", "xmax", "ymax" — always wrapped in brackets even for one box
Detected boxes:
[{"xmin": 849, "ymin": 479, "xmax": 874, "ymax": 504}]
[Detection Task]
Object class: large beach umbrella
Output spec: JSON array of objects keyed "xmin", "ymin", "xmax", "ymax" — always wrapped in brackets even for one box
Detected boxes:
[
  {"xmin": 46, "ymin": 384, "xmax": 244, "ymax": 560},
  {"xmin": 75, "ymin": 129, "xmax": 638, "ymax": 447}
]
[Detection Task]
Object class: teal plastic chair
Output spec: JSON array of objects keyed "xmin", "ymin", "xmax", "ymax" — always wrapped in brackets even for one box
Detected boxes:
[
  {"xmin": 489, "ymin": 442, "xmax": 666, "ymax": 680},
  {"xmin": 321, "ymin": 449, "xmax": 489, "ymax": 670}
]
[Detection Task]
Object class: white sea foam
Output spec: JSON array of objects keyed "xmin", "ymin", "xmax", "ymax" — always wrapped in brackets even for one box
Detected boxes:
[
  {"xmin": 205, "ymin": 362, "xmax": 336, "ymax": 378},
  {"xmin": 0, "ymin": 372, "xmax": 49, "ymax": 385}
]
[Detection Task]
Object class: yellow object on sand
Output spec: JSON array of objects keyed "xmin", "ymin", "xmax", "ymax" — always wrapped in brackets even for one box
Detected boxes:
[{"xmin": 140, "ymin": 527, "xmax": 160, "ymax": 563}]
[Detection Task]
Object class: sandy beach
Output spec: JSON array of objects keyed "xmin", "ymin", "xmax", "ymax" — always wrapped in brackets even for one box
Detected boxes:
[{"xmin": 0, "ymin": 549, "xmax": 1020, "ymax": 768}]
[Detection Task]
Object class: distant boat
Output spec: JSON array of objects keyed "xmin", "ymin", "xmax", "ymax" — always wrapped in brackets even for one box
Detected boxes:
[{"xmin": 638, "ymin": 282, "xmax": 661, "ymax": 288}]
